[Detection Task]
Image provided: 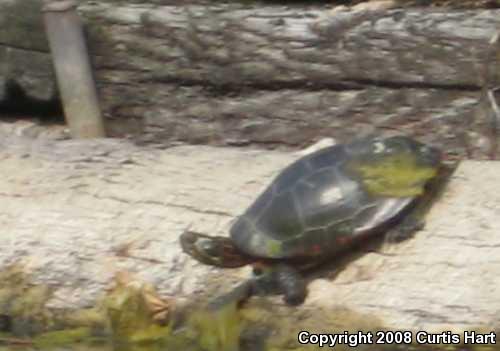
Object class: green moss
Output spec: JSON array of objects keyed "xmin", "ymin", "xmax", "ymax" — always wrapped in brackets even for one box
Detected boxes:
[
  {"xmin": 0, "ymin": 267, "xmax": 244, "ymax": 350},
  {"xmin": 33, "ymin": 327, "xmax": 93, "ymax": 348},
  {"xmin": 0, "ymin": 266, "xmax": 54, "ymax": 334},
  {"xmin": 65, "ymin": 308, "xmax": 108, "ymax": 330},
  {"xmin": 104, "ymin": 279, "xmax": 171, "ymax": 344},
  {"xmin": 189, "ymin": 302, "xmax": 243, "ymax": 351},
  {"xmin": 10, "ymin": 285, "xmax": 52, "ymax": 318},
  {"xmin": 1, "ymin": 266, "xmax": 500, "ymax": 351},
  {"xmin": 104, "ymin": 279, "xmax": 247, "ymax": 351},
  {"xmin": 253, "ymin": 304, "xmax": 384, "ymax": 351}
]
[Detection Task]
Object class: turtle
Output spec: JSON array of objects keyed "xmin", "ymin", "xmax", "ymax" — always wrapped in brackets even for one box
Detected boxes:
[{"xmin": 180, "ymin": 136, "xmax": 447, "ymax": 306}]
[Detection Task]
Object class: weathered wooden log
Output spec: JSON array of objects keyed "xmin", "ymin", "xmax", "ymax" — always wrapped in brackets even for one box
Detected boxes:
[
  {"xmin": 0, "ymin": 131, "xmax": 499, "ymax": 337},
  {"xmin": 1, "ymin": 0, "xmax": 499, "ymax": 156}
]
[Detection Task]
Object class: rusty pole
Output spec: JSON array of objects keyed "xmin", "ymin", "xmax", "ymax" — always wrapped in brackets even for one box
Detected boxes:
[{"xmin": 42, "ymin": 0, "xmax": 105, "ymax": 138}]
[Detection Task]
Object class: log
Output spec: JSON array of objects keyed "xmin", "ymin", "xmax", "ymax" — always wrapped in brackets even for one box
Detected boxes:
[
  {"xmin": 1, "ymin": 131, "xmax": 500, "ymax": 335},
  {"xmin": 1, "ymin": 0, "xmax": 499, "ymax": 156}
]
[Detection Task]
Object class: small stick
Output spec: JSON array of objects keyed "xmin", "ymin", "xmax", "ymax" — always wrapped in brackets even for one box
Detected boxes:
[
  {"xmin": 42, "ymin": 0, "xmax": 105, "ymax": 138},
  {"xmin": 486, "ymin": 31, "xmax": 500, "ymax": 159}
]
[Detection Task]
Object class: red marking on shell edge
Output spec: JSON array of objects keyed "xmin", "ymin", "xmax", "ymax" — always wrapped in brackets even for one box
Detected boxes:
[
  {"xmin": 312, "ymin": 244, "xmax": 322, "ymax": 254},
  {"xmin": 336, "ymin": 236, "xmax": 351, "ymax": 246}
]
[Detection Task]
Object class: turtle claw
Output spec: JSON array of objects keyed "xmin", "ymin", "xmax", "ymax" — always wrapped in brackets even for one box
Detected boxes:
[{"xmin": 283, "ymin": 290, "xmax": 306, "ymax": 306}]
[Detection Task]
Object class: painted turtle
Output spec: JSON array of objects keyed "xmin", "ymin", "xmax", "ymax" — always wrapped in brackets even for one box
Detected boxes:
[{"xmin": 180, "ymin": 136, "xmax": 444, "ymax": 306}]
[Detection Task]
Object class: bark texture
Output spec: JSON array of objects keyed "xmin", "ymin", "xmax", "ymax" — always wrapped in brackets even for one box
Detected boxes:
[
  {"xmin": 0, "ymin": 0, "xmax": 499, "ymax": 156},
  {"xmin": 1, "ymin": 131, "xmax": 500, "ymax": 332}
]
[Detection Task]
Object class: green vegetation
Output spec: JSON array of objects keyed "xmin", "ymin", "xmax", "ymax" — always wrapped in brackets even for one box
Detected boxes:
[
  {"xmin": 189, "ymin": 302, "xmax": 243, "ymax": 351},
  {"xmin": 0, "ymin": 265, "xmax": 499, "ymax": 351}
]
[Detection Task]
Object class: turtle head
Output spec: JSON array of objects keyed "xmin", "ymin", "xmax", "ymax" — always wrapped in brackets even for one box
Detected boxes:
[
  {"xmin": 180, "ymin": 231, "xmax": 252, "ymax": 268},
  {"xmin": 348, "ymin": 136, "xmax": 443, "ymax": 197},
  {"xmin": 382, "ymin": 136, "xmax": 442, "ymax": 169}
]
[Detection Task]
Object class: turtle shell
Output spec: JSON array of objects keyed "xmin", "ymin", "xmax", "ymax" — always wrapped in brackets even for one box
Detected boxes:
[{"xmin": 229, "ymin": 136, "xmax": 441, "ymax": 259}]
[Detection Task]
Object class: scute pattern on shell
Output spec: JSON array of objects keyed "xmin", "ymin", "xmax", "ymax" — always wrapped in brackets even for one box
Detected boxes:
[{"xmin": 229, "ymin": 136, "xmax": 440, "ymax": 260}]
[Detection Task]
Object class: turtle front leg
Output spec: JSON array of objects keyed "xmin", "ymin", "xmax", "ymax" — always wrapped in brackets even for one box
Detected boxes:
[
  {"xmin": 253, "ymin": 263, "xmax": 307, "ymax": 306},
  {"xmin": 275, "ymin": 264, "xmax": 307, "ymax": 305},
  {"xmin": 210, "ymin": 264, "xmax": 306, "ymax": 308}
]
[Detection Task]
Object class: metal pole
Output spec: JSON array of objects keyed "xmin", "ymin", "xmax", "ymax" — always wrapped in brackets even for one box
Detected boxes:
[{"xmin": 42, "ymin": 0, "xmax": 105, "ymax": 138}]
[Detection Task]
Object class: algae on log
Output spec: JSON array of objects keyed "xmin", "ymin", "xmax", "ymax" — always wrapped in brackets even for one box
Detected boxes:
[
  {"xmin": 1, "ymin": 0, "xmax": 499, "ymax": 156},
  {"xmin": 0, "ymin": 133, "xmax": 500, "ymax": 335}
]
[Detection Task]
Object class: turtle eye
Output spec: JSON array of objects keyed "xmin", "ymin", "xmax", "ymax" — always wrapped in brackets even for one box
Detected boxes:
[{"xmin": 373, "ymin": 141, "xmax": 386, "ymax": 154}]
